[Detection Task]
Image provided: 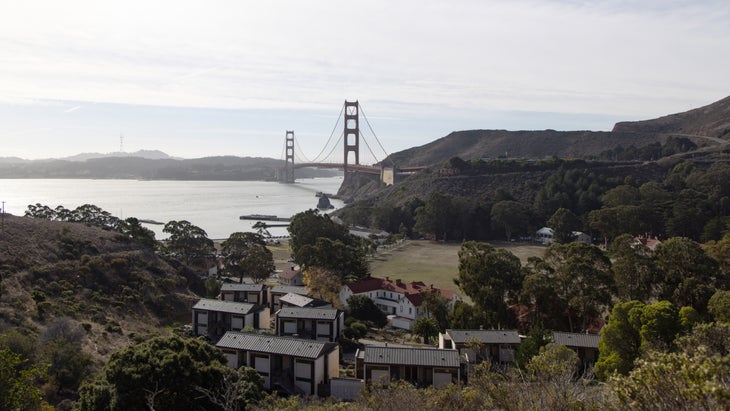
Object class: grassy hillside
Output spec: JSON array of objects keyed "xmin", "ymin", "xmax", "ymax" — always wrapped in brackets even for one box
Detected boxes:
[{"xmin": 0, "ymin": 214, "xmax": 201, "ymax": 361}]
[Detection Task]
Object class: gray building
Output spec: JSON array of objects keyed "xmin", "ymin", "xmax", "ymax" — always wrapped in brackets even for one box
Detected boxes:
[{"xmin": 275, "ymin": 307, "xmax": 344, "ymax": 342}]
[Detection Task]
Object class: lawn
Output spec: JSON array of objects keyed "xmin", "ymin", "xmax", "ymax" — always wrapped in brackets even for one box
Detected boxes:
[
  {"xmin": 367, "ymin": 240, "xmax": 546, "ymax": 296},
  {"xmin": 267, "ymin": 239, "xmax": 547, "ymax": 298}
]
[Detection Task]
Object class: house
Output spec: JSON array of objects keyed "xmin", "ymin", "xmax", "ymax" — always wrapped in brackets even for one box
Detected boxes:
[
  {"xmin": 536, "ymin": 227, "xmax": 591, "ymax": 245},
  {"xmin": 279, "ymin": 266, "xmax": 305, "ymax": 286},
  {"xmin": 192, "ymin": 299, "xmax": 270, "ymax": 342},
  {"xmin": 279, "ymin": 293, "xmax": 332, "ymax": 310},
  {"xmin": 536, "ymin": 227, "xmax": 554, "ymax": 244},
  {"xmin": 439, "ymin": 329, "xmax": 521, "ymax": 365},
  {"xmin": 220, "ymin": 283, "xmax": 267, "ymax": 305},
  {"xmin": 269, "ymin": 285, "xmax": 310, "ymax": 311},
  {"xmin": 356, "ymin": 346, "xmax": 460, "ymax": 388},
  {"xmin": 275, "ymin": 307, "xmax": 344, "ymax": 342},
  {"xmin": 339, "ymin": 276, "xmax": 462, "ymax": 330},
  {"xmin": 552, "ymin": 331, "xmax": 600, "ymax": 375},
  {"xmin": 633, "ymin": 235, "xmax": 662, "ymax": 252},
  {"xmin": 216, "ymin": 331, "xmax": 340, "ymax": 396}
]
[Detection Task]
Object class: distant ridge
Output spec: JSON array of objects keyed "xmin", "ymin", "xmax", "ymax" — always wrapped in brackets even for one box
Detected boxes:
[
  {"xmin": 61, "ymin": 149, "xmax": 178, "ymax": 162},
  {"xmin": 384, "ymin": 94, "xmax": 730, "ymax": 167},
  {"xmin": 613, "ymin": 95, "xmax": 730, "ymax": 137}
]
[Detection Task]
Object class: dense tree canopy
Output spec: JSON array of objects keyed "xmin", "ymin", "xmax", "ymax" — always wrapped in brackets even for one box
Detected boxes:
[
  {"xmin": 221, "ymin": 232, "xmax": 275, "ymax": 283},
  {"xmin": 288, "ymin": 209, "xmax": 352, "ymax": 258},
  {"xmin": 162, "ymin": 220, "xmax": 215, "ymax": 266},
  {"xmin": 608, "ymin": 234, "xmax": 657, "ymax": 302},
  {"xmin": 546, "ymin": 208, "xmax": 580, "ymax": 244},
  {"xmin": 522, "ymin": 242, "xmax": 613, "ymax": 332},
  {"xmin": 455, "ymin": 241, "xmax": 523, "ymax": 328},
  {"xmin": 75, "ymin": 335, "xmax": 263, "ymax": 411},
  {"xmin": 346, "ymin": 295, "xmax": 387, "ymax": 327},
  {"xmin": 490, "ymin": 201, "xmax": 529, "ymax": 241},
  {"xmin": 653, "ymin": 237, "xmax": 722, "ymax": 315},
  {"xmin": 296, "ymin": 237, "xmax": 368, "ymax": 281},
  {"xmin": 595, "ymin": 300, "xmax": 684, "ymax": 380}
]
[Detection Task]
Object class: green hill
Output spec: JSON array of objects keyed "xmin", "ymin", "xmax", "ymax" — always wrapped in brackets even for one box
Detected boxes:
[{"xmin": 0, "ymin": 214, "xmax": 200, "ymax": 361}]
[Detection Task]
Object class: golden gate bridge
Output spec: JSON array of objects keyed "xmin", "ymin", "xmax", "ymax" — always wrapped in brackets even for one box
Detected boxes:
[{"xmin": 279, "ymin": 100, "xmax": 425, "ymax": 184}]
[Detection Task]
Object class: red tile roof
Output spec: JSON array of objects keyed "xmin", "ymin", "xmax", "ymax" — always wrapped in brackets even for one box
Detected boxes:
[{"xmin": 346, "ymin": 276, "xmax": 457, "ymax": 307}]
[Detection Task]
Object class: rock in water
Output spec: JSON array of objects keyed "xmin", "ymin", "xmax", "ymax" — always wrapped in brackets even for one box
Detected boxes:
[{"xmin": 317, "ymin": 194, "xmax": 334, "ymax": 209}]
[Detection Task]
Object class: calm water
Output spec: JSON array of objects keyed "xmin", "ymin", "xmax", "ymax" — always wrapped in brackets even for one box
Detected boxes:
[{"xmin": 0, "ymin": 177, "xmax": 345, "ymax": 239}]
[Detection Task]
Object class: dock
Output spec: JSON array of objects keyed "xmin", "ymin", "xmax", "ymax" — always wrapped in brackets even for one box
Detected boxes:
[{"xmin": 239, "ymin": 214, "xmax": 291, "ymax": 222}]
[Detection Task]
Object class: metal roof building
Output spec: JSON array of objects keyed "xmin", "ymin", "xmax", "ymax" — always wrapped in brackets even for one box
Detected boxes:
[
  {"xmin": 552, "ymin": 331, "xmax": 600, "ymax": 349},
  {"xmin": 192, "ymin": 298, "xmax": 258, "ymax": 315},
  {"xmin": 216, "ymin": 331, "xmax": 337, "ymax": 359},
  {"xmin": 443, "ymin": 329, "xmax": 521, "ymax": 345},
  {"xmin": 277, "ymin": 307, "xmax": 340, "ymax": 320},
  {"xmin": 221, "ymin": 283, "xmax": 265, "ymax": 292},
  {"xmin": 363, "ymin": 346, "xmax": 460, "ymax": 368}
]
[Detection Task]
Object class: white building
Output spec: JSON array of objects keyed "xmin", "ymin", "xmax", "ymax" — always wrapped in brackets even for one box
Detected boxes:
[{"xmin": 339, "ymin": 276, "xmax": 461, "ymax": 331}]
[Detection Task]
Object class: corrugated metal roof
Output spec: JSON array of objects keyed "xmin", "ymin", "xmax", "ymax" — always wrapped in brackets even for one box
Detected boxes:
[
  {"xmin": 279, "ymin": 293, "xmax": 314, "ymax": 307},
  {"xmin": 192, "ymin": 298, "xmax": 257, "ymax": 315},
  {"xmin": 216, "ymin": 331, "xmax": 336, "ymax": 359},
  {"xmin": 552, "ymin": 332, "xmax": 600, "ymax": 349},
  {"xmin": 270, "ymin": 285, "xmax": 308, "ymax": 295},
  {"xmin": 277, "ymin": 307, "xmax": 340, "ymax": 320},
  {"xmin": 445, "ymin": 329, "xmax": 521, "ymax": 344},
  {"xmin": 363, "ymin": 346, "xmax": 460, "ymax": 368},
  {"xmin": 221, "ymin": 283, "xmax": 265, "ymax": 292}
]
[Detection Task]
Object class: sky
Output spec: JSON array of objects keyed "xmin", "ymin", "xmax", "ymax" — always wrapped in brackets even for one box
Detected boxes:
[{"xmin": 1, "ymin": 0, "xmax": 729, "ymax": 163}]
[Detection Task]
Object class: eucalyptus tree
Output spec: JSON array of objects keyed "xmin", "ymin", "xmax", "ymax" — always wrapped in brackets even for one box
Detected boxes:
[
  {"xmin": 162, "ymin": 220, "xmax": 215, "ymax": 266},
  {"xmin": 220, "ymin": 232, "xmax": 274, "ymax": 283},
  {"xmin": 455, "ymin": 241, "xmax": 523, "ymax": 328}
]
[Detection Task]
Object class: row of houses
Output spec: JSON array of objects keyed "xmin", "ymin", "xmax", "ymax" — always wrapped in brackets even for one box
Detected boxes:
[
  {"xmin": 209, "ymin": 328, "xmax": 600, "ymax": 397},
  {"xmin": 211, "ymin": 274, "xmax": 463, "ymax": 333},
  {"xmin": 191, "ymin": 274, "xmax": 599, "ymax": 398}
]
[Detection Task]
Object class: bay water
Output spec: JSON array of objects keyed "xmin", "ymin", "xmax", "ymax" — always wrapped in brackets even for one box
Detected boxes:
[{"xmin": 0, "ymin": 176, "xmax": 345, "ymax": 239}]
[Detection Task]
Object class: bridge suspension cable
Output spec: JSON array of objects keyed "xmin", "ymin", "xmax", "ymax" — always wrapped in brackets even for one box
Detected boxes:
[
  {"xmin": 360, "ymin": 105, "xmax": 394, "ymax": 166},
  {"xmin": 308, "ymin": 103, "xmax": 344, "ymax": 163},
  {"xmin": 293, "ymin": 137, "xmax": 313, "ymax": 163}
]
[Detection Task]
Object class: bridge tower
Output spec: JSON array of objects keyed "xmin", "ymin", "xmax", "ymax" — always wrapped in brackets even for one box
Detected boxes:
[
  {"xmin": 343, "ymin": 100, "xmax": 360, "ymax": 176},
  {"xmin": 284, "ymin": 130, "xmax": 295, "ymax": 183}
]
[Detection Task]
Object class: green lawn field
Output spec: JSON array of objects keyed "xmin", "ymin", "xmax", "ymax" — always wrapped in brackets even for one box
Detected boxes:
[{"xmin": 367, "ymin": 240, "xmax": 546, "ymax": 296}]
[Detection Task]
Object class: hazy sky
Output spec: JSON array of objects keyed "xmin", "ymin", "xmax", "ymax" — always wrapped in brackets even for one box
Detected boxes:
[{"xmin": 1, "ymin": 0, "xmax": 728, "ymax": 162}]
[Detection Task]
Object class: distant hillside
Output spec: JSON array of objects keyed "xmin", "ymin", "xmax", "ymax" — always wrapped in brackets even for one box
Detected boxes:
[
  {"xmin": 61, "ymin": 149, "xmax": 177, "ymax": 162},
  {"xmin": 385, "ymin": 130, "xmax": 661, "ymax": 167},
  {"xmin": 383, "ymin": 95, "xmax": 730, "ymax": 168},
  {"xmin": 0, "ymin": 214, "xmax": 200, "ymax": 361},
  {"xmin": 0, "ymin": 155, "xmax": 338, "ymax": 180},
  {"xmin": 613, "ymin": 95, "xmax": 730, "ymax": 138},
  {"xmin": 339, "ymin": 94, "xmax": 730, "ymax": 215}
]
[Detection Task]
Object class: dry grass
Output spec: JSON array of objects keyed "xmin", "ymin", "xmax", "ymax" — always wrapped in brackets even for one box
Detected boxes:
[{"xmin": 367, "ymin": 240, "xmax": 546, "ymax": 296}]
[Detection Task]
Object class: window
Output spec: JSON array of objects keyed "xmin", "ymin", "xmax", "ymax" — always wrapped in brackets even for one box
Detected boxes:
[{"xmin": 409, "ymin": 307, "xmax": 412, "ymax": 315}]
